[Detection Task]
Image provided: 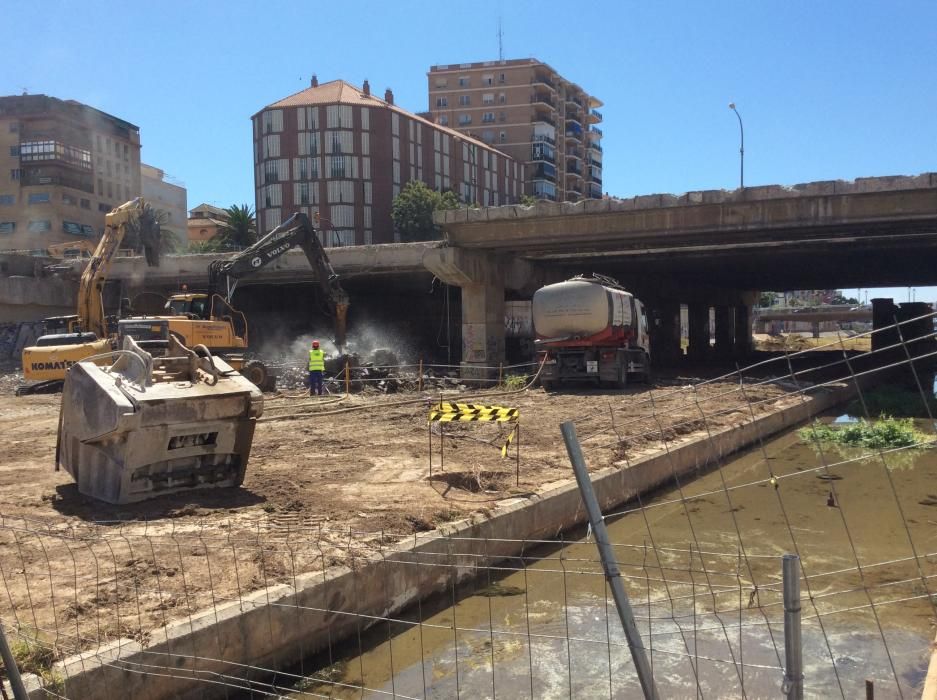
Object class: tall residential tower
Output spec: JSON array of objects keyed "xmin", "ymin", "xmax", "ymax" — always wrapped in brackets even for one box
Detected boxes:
[{"xmin": 427, "ymin": 59, "xmax": 603, "ymax": 202}]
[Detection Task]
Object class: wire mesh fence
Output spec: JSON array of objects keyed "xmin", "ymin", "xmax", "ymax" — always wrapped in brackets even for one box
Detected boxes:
[{"xmin": 1, "ymin": 313, "xmax": 936, "ymax": 698}]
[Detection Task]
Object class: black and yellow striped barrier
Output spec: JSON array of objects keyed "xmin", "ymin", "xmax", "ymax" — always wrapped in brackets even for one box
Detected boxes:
[{"xmin": 428, "ymin": 402, "xmax": 521, "ymax": 480}]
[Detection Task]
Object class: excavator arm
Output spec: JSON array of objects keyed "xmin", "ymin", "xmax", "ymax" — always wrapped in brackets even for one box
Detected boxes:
[
  {"xmin": 77, "ymin": 198, "xmax": 148, "ymax": 338},
  {"xmin": 208, "ymin": 213, "xmax": 350, "ymax": 349}
]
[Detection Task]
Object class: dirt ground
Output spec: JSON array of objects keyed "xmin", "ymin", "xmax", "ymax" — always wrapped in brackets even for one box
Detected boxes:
[{"xmin": 0, "ymin": 372, "xmax": 799, "ymax": 661}]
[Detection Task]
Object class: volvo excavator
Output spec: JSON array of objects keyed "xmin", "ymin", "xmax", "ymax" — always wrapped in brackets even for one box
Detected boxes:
[
  {"xmin": 18, "ymin": 198, "xmax": 158, "ymax": 395},
  {"xmin": 119, "ymin": 212, "xmax": 350, "ymax": 390}
]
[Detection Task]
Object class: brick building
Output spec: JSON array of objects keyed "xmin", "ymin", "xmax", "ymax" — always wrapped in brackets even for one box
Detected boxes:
[
  {"xmin": 252, "ymin": 78, "xmax": 524, "ymax": 245},
  {"xmin": 0, "ymin": 94, "xmax": 141, "ymax": 251},
  {"xmin": 427, "ymin": 59, "xmax": 603, "ymax": 202}
]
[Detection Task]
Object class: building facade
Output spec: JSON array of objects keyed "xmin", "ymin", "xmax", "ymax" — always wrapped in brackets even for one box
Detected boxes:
[
  {"xmin": 252, "ymin": 78, "xmax": 524, "ymax": 244},
  {"xmin": 0, "ymin": 94, "xmax": 141, "ymax": 251},
  {"xmin": 187, "ymin": 203, "xmax": 227, "ymax": 245},
  {"xmin": 141, "ymin": 163, "xmax": 187, "ymax": 244},
  {"xmin": 427, "ymin": 59, "xmax": 603, "ymax": 202}
]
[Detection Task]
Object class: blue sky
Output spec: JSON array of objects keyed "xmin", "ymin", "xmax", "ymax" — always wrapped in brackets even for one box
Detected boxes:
[{"xmin": 5, "ymin": 1, "xmax": 936, "ymax": 298}]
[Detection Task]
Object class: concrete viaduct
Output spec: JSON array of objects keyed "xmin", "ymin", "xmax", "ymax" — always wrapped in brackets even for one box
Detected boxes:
[{"xmin": 3, "ymin": 173, "xmax": 936, "ymax": 371}]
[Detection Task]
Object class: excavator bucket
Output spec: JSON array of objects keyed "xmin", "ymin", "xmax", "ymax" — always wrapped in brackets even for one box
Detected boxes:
[{"xmin": 56, "ymin": 335, "xmax": 263, "ymax": 504}]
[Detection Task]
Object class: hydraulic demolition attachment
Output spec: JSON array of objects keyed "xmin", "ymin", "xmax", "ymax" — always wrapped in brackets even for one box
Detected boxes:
[{"xmin": 56, "ymin": 335, "xmax": 263, "ymax": 504}]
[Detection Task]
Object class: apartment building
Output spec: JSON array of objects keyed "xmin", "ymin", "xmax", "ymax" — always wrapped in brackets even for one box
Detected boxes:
[
  {"xmin": 252, "ymin": 77, "xmax": 524, "ymax": 244},
  {"xmin": 141, "ymin": 163, "xmax": 187, "ymax": 243},
  {"xmin": 187, "ymin": 203, "xmax": 227, "ymax": 245},
  {"xmin": 0, "ymin": 94, "xmax": 141, "ymax": 251},
  {"xmin": 427, "ymin": 59, "xmax": 603, "ymax": 202}
]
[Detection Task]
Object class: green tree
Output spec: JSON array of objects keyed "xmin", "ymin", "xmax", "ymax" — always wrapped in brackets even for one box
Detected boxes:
[
  {"xmin": 187, "ymin": 239, "xmax": 226, "ymax": 254},
  {"xmin": 519, "ymin": 194, "xmax": 537, "ymax": 206},
  {"xmin": 391, "ymin": 181, "xmax": 460, "ymax": 242},
  {"xmin": 758, "ymin": 291, "xmax": 777, "ymax": 307},
  {"xmin": 218, "ymin": 204, "xmax": 257, "ymax": 248}
]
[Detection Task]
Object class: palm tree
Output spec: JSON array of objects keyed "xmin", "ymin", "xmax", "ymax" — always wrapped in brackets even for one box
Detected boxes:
[{"xmin": 218, "ymin": 204, "xmax": 257, "ymax": 249}]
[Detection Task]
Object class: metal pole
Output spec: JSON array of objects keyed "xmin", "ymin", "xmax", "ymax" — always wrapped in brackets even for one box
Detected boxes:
[
  {"xmin": 560, "ymin": 421, "xmax": 658, "ymax": 700},
  {"xmin": 782, "ymin": 554, "xmax": 804, "ymax": 700},
  {"xmin": 0, "ymin": 621, "xmax": 29, "ymax": 700},
  {"xmin": 729, "ymin": 103, "xmax": 744, "ymax": 189}
]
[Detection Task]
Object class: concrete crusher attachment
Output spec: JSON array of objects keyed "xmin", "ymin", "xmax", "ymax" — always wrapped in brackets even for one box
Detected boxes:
[{"xmin": 56, "ymin": 334, "xmax": 263, "ymax": 504}]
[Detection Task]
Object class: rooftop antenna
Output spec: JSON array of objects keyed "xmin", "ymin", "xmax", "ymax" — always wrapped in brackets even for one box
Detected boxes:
[{"xmin": 497, "ymin": 18, "xmax": 503, "ymax": 61}]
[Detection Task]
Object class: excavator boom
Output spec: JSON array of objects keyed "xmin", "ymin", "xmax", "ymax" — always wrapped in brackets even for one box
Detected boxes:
[{"xmin": 208, "ymin": 213, "xmax": 350, "ymax": 348}]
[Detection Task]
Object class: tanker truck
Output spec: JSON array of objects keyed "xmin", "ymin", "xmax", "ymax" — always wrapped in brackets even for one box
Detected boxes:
[{"xmin": 533, "ymin": 275, "xmax": 650, "ymax": 390}]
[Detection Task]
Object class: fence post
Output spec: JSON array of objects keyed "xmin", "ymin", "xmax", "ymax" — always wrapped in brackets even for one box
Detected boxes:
[
  {"xmin": 561, "ymin": 421, "xmax": 658, "ymax": 700},
  {"xmin": 0, "ymin": 621, "xmax": 29, "ymax": 700},
  {"xmin": 418, "ymin": 357, "xmax": 424, "ymax": 393},
  {"xmin": 344, "ymin": 360, "xmax": 350, "ymax": 396},
  {"xmin": 783, "ymin": 554, "xmax": 804, "ymax": 700}
]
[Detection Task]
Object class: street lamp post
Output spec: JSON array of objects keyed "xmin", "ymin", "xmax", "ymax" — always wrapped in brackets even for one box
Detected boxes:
[{"xmin": 729, "ymin": 102, "xmax": 744, "ymax": 189}]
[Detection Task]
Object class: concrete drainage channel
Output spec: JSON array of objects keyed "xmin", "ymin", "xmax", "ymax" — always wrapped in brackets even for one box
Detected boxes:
[{"xmin": 14, "ymin": 384, "xmax": 851, "ymax": 699}]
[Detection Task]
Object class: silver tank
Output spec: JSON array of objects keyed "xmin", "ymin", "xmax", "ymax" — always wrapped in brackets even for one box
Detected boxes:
[{"xmin": 532, "ymin": 279, "xmax": 634, "ymax": 339}]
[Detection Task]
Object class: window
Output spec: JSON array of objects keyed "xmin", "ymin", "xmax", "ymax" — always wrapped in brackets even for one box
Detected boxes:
[
  {"xmin": 262, "ymin": 109, "xmax": 283, "ymax": 133},
  {"xmin": 326, "ymin": 105, "xmax": 352, "ymax": 128},
  {"xmin": 458, "ymin": 95, "xmax": 470, "ymax": 106},
  {"xmin": 262, "ymin": 184, "xmax": 282, "ymax": 207},
  {"xmin": 10, "ymin": 169, "xmax": 21, "ymax": 180},
  {"xmin": 28, "ymin": 219, "xmax": 51, "ymax": 233},
  {"xmin": 0, "ymin": 222, "xmax": 14, "ymax": 233},
  {"xmin": 107, "ymin": 182, "xmax": 113, "ymax": 199},
  {"xmin": 28, "ymin": 192, "xmax": 50, "ymax": 204},
  {"xmin": 329, "ymin": 155, "xmax": 346, "ymax": 178},
  {"xmin": 435, "ymin": 78, "xmax": 448, "ymax": 88},
  {"xmin": 458, "ymin": 76, "xmax": 470, "ymax": 87},
  {"xmin": 62, "ymin": 193, "xmax": 77, "ymax": 205},
  {"xmin": 298, "ymin": 131, "xmax": 319, "ymax": 156},
  {"xmin": 392, "ymin": 113, "xmax": 400, "ymax": 136},
  {"xmin": 0, "ymin": 195, "xmax": 13, "ymax": 206},
  {"xmin": 500, "ymin": 131, "xmax": 507, "ymax": 143},
  {"xmin": 262, "ymin": 134, "xmax": 281, "ymax": 158},
  {"xmin": 458, "ymin": 114, "xmax": 471, "ymax": 125},
  {"xmin": 297, "ymin": 106, "xmax": 319, "ymax": 131},
  {"xmin": 99, "ymin": 203, "xmax": 113, "ymax": 212},
  {"xmin": 439, "ymin": 115, "xmax": 449, "ymax": 126},
  {"xmin": 8, "ymin": 123, "xmax": 18, "ymax": 133},
  {"xmin": 326, "ymin": 130, "xmax": 353, "ymax": 154},
  {"xmin": 294, "ymin": 156, "xmax": 319, "ymax": 180},
  {"xmin": 63, "ymin": 221, "xmax": 83, "ymax": 235},
  {"xmin": 327, "ymin": 180, "xmax": 354, "ymax": 203},
  {"xmin": 498, "ymin": 73, "xmax": 506, "ymax": 84},
  {"xmin": 482, "ymin": 93, "xmax": 494, "ymax": 105},
  {"xmin": 482, "ymin": 74, "xmax": 494, "ymax": 86},
  {"xmin": 482, "ymin": 130, "xmax": 494, "ymax": 143},
  {"xmin": 80, "ymin": 198, "xmax": 90, "ymax": 209},
  {"xmin": 436, "ymin": 97, "xmax": 448, "ymax": 108},
  {"xmin": 123, "ymin": 144, "xmax": 128, "ymax": 160},
  {"xmin": 363, "ymin": 181, "xmax": 372, "ymax": 204},
  {"xmin": 361, "ymin": 132, "xmax": 369, "ymax": 155},
  {"xmin": 97, "ymin": 178, "xmax": 103, "ymax": 194},
  {"xmin": 9, "ymin": 146, "xmax": 18, "ymax": 157},
  {"xmin": 499, "ymin": 93, "xmax": 506, "ymax": 104},
  {"xmin": 294, "ymin": 182, "xmax": 318, "ymax": 205},
  {"xmin": 482, "ymin": 112, "xmax": 495, "ymax": 123},
  {"xmin": 81, "ymin": 224, "xmax": 95, "ymax": 236}
]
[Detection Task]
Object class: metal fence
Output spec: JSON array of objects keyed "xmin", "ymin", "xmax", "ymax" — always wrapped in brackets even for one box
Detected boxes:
[{"xmin": 1, "ymin": 314, "xmax": 936, "ymax": 698}]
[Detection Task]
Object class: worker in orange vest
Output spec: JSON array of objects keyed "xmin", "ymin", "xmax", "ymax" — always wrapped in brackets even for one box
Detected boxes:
[{"xmin": 308, "ymin": 340, "xmax": 325, "ymax": 396}]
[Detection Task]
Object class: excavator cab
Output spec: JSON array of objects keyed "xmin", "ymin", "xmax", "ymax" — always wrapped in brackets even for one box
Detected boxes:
[{"xmin": 165, "ymin": 293, "xmax": 210, "ymax": 319}]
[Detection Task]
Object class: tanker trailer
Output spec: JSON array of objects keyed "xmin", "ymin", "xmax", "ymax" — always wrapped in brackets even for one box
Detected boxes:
[{"xmin": 532, "ymin": 275, "xmax": 650, "ymax": 390}]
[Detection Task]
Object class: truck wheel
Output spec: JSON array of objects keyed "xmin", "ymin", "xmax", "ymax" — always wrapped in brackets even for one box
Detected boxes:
[{"xmin": 243, "ymin": 360, "xmax": 269, "ymax": 389}]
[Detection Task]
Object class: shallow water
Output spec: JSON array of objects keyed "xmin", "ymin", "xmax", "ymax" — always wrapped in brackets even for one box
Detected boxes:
[{"xmin": 288, "ymin": 417, "xmax": 937, "ymax": 698}]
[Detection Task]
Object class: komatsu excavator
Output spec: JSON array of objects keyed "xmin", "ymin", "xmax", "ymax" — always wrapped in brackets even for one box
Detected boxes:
[
  {"xmin": 18, "ymin": 198, "xmax": 157, "ymax": 394},
  {"xmin": 119, "ymin": 212, "xmax": 349, "ymax": 390}
]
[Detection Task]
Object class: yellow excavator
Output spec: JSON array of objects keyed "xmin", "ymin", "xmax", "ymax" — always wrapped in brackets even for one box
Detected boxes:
[
  {"xmin": 18, "ymin": 198, "xmax": 157, "ymax": 394},
  {"xmin": 119, "ymin": 212, "xmax": 350, "ymax": 390}
]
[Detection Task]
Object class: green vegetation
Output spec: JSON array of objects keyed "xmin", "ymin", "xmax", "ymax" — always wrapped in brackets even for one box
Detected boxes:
[
  {"xmin": 8, "ymin": 629, "xmax": 63, "ymax": 691},
  {"xmin": 799, "ymin": 416, "xmax": 928, "ymax": 449},
  {"xmin": 519, "ymin": 194, "xmax": 538, "ymax": 206},
  {"xmin": 125, "ymin": 203, "xmax": 179, "ymax": 261},
  {"xmin": 391, "ymin": 181, "xmax": 461, "ymax": 242},
  {"xmin": 844, "ymin": 386, "xmax": 937, "ymax": 419},
  {"xmin": 218, "ymin": 204, "xmax": 258, "ymax": 248},
  {"xmin": 501, "ymin": 374, "xmax": 529, "ymax": 390}
]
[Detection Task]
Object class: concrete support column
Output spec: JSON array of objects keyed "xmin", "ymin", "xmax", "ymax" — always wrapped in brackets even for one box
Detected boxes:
[
  {"xmin": 687, "ymin": 303, "xmax": 710, "ymax": 362},
  {"xmin": 651, "ymin": 301, "xmax": 682, "ymax": 365},
  {"xmin": 871, "ymin": 297, "xmax": 898, "ymax": 354},
  {"xmin": 460, "ymin": 277, "xmax": 505, "ymax": 381},
  {"xmin": 734, "ymin": 304, "xmax": 753, "ymax": 356},
  {"xmin": 713, "ymin": 305, "xmax": 735, "ymax": 359},
  {"xmin": 811, "ymin": 321, "xmax": 821, "ymax": 339}
]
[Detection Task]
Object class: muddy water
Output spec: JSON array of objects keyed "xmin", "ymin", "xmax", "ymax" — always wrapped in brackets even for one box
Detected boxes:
[{"xmin": 291, "ymin": 417, "xmax": 937, "ymax": 699}]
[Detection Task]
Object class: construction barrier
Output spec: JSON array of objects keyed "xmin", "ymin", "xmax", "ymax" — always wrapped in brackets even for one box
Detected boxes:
[{"xmin": 428, "ymin": 401, "xmax": 521, "ymax": 484}]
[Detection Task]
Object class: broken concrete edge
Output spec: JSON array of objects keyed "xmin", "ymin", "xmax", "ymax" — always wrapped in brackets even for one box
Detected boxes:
[
  {"xmin": 433, "ymin": 171, "xmax": 937, "ymax": 225},
  {"xmin": 10, "ymin": 384, "xmax": 851, "ymax": 699}
]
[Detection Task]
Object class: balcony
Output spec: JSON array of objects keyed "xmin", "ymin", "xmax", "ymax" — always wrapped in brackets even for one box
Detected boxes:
[
  {"xmin": 531, "ymin": 133, "xmax": 556, "ymax": 146},
  {"xmin": 531, "ymin": 145, "xmax": 556, "ymax": 164},
  {"xmin": 566, "ymin": 147, "xmax": 582, "ymax": 160},
  {"xmin": 530, "ymin": 93, "xmax": 555, "ymax": 108},
  {"xmin": 21, "ymin": 167, "xmax": 94, "ymax": 193},
  {"xmin": 564, "ymin": 129, "xmax": 582, "ymax": 143},
  {"xmin": 589, "ymin": 126, "xmax": 603, "ymax": 138},
  {"xmin": 566, "ymin": 162, "xmax": 582, "ymax": 176},
  {"xmin": 565, "ymin": 116, "xmax": 582, "ymax": 128},
  {"xmin": 588, "ymin": 109, "xmax": 603, "ymax": 123},
  {"xmin": 532, "ymin": 114, "xmax": 555, "ymax": 127},
  {"xmin": 531, "ymin": 75, "xmax": 556, "ymax": 92},
  {"xmin": 588, "ymin": 183, "xmax": 603, "ymax": 198},
  {"xmin": 531, "ymin": 163, "xmax": 556, "ymax": 182},
  {"xmin": 589, "ymin": 142, "xmax": 603, "ymax": 153}
]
